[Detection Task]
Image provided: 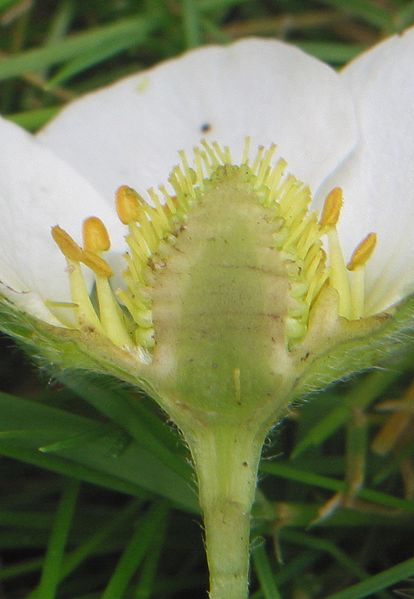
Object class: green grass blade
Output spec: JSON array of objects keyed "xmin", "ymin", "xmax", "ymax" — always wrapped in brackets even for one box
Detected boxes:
[
  {"xmin": 292, "ymin": 368, "xmax": 407, "ymax": 459},
  {"xmin": 134, "ymin": 509, "xmax": 168, "ymax": 598},
  {"xmin": 280, "ymin": 530, "xmax": 369, "ymax": 583},
  {"xmin": 0, "ymin": 441, "xmax": 150, "ymax": 498},
  {"xmin": 56, "ymin": 373, "xmax": 192, "ymax": 481},
  {"xmin": 61, "ymin": 499, "xmax": 143, "ymax": 580},
  {"xmin": 0, "ymin": 17, "xmax": 158, "ymax": 82},
  {"xmin": 199, "ymin": 0, "xmax": 249, "ymax": 9},
  {"xmin": 252, "ymin": 543, "xmax": 282, "ymax": 599},
  {"xmin": 397, "ymin": 0, "xmax": 414, "ymax": 29},
  {"xmin": 29, "ymin": 479, "xmax": 80, "ymax": 599},
  {"xmin": 0, "ymin": 390, "xmax": 197, "ymax": 510},
  {"xmin": 275, "ymin": 550, "xmax": 319, "ymax": 587},
  {"xmin": 296, "ymin": 41, "xmax": 365, "ymax": 64},
  {"xmin": 45, "ymin": 1, "xmax": 75, "ymax": 46},
  {"xmin": 0, "ymin": 556, "xmax": 43, "ymax": 582},
  {"xmin": 182, "ymin": 0, "xmax": 202, "ymax": 48},
  {"xmin": 317, "ymin": 0, "xmax": 392, "ymax": 30},
  {"xmin": 7, "ymin": 107, "xmax": 60, "ymax": 130},
  {"xmin": 47, "ymin": 36, "xmax": 140, "ymax": 87},
  {"xmin": 326, "ymin": 555, "xmax": 414, "ymax": 599},
  {"xmin": 260, "ymin": 461, "xmax": 414, "ymax": 513},
  {"xmin": 102, "ymin": 502, "xmax": 169, "ymax": 599},
  {"xmin": 292, "ymin": 403, "xmax": 349, "ymax": 459},
  {"xmin": 0, "ymin": 0, "xmax": 18, "ymax": 9}
]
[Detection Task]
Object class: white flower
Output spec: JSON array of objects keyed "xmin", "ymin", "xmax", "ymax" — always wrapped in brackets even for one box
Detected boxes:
[
  {"xmin": 1, "ymin": 30, "xmax": 413, "ymax": 340},
  {"xmin": 3, "ymin": 34, "xmax": 413, "ymax": 599}
]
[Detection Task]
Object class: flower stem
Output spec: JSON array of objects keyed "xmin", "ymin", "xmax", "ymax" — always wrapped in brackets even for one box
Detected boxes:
[{"xmin": 188, "ymin": 424, "xmax": 265, "ymax": 599}]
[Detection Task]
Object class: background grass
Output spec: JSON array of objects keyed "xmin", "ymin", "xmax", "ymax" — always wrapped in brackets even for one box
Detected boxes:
[{"xmin": 1, "ymin": 1, "xmax": 414, "ymax": 597}]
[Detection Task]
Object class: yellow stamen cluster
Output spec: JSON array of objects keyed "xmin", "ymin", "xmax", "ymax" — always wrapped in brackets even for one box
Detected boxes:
[
  {"xmin": 50, "ymin": 139, "xmax": 377, "ymax": 356},
  {"xmin": 51, "ymin": 219, "xmax": 129, "ymax": 349},
  {"xmin": 318, "ymin": 187, "xmax": 377, "ymax": 321},
  {"xmin": 114, "ymin": 185, "xmax": 174, "ymax": 350},
  {"xmin": 250, "ymin": 146, "xmax": 328, "ymax": 340}
]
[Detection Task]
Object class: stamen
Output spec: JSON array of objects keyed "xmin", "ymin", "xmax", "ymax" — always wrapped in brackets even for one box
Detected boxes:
[
  {"xmin": 51, "ymin": 225, "xmax": 83, "ymax": 262},
  {"xmin": 266, "ymin": 158, "xmax": 287, "ymax": 205},
  {"xmin": 251, "ymin": 145, "xmax": 265, "ymax": 175},
  {"xmin": 178, "ymin": 149, "xmax": 192, "ymax": 174},
  {"xmin": 82, "ymin": 250, "xmax": 113, "ymax": 278},
  {"xmin": 147, "ymin": 189, "xmax": 170, "ymax": 230},
  {"xmin": 82, "ymin": 217, "xmax": 131, "ymax": 348},
  {"xmin": 201, "ymin": 139, "xmax": 220, "ymax": 168},
  {"xmin": 172, "ymin": 162, "xmax": 196, "ymax": 201},
  {"xmin": 193, "ymin": 148, "xmax": 206, "ymax": 187},
  {"xmin": 146, "ymin": 191, "xmax": 171, "ymax": 241},
  {"xmin": 113, "ymin": 186, "xmax": 158, "ymax": 348},
  {"xmin": 319, "ymin": 187, "xmax": 342, "ymax": 227},
  {"xmin": 159, "ymin": 185, "xmax": 177, "ymax": 214},
  {"xmin": 241, "ymin": 136, "xmax": 251, "ymax": 165},
  {"xmin": 50, "ymin": 138, "xmax": 378, "ymax": 354},
  {"xmin": 51, "ymin": 226, "xmax": 103, "ymax": 332},
  {"xmin": 347, "ymin": 232, "xmax": 377, "ymax": 271},
  {"xmin": 212, "ymin": 141, "xmax": 231, "ymax": 164},
  {"xmin": 115, "ymin": 186, "xmax": 142, "ymax": 224},
  {"xmin": 137, "ymin": 213, "xmax": 158, "ymax": 253},
  {"xmin": 320, "ymin": 188, "xmax": 352, "ymax": 318},
  {"xmin": 256, "ymin": 144, "xmax": 277, "ymax": 187},
  {"xmin": 347, "ymin": 233, "xmax": 377, "ymax": 319},
  {"xmin": 83, "ymin": 217, "xmax": 110, "ymax": 252},
  {"xmin": 94, "ymin": 273, "xmax": 131, "ymax": 347}
]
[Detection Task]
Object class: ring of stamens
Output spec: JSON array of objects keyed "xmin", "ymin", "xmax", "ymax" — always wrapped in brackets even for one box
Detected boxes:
[{"xmin": 50, "ymin": 139, "xmax": 377, "ymax": 357}]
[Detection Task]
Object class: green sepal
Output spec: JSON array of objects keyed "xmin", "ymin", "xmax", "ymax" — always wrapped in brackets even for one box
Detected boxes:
[
  {"xmin": 0, "ymin": 297, "xmax": 155, "ymax": 397},
  {"xmin": 2, "ymin": 288, "xmax": 413, "ymax": 439},
  {"xmin": 290, "ymin": 291, "xmax": 414, "ymax": 402}
]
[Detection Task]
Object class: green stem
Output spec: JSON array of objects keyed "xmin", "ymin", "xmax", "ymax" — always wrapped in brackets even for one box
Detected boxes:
[{"xmin": 188, "ymin": 425, "xmax": 265, "ymax": 599}]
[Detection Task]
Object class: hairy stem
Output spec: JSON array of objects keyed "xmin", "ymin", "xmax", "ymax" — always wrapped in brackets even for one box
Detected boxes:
[{"xmin": 188, "ymin": 425, "xmax": 264, "ymax": 599}]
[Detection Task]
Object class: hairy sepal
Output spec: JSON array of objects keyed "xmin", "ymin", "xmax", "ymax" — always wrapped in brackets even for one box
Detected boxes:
[
  {"xmin": 0, "ymin": 297, "xmax": 154, "ymax": 395},
  {"xmin": 289, "ymin": 291, "xmax": 414, "ymax": 401}
]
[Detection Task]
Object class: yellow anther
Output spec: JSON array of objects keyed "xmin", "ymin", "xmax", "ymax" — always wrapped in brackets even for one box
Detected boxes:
[
  {"xmin": 320, "ymin": 187, "xmax": 343, "ymax": 227},
  {"xmin": 347, "ymin": 232, "xmax": 377, "ymax": 271},
  {"xmin": 51, "ymin": 227, "xmax": 103, "ymax": 332},
  {"xmin": 115, "ymin": 185, "xmax": 144, "ymax": 224},
  {"xmin": 347, "ymin": 233, "xmax": 377, "ymax": 319},
  {"xmin": 82, "ymin": 250, "xmax": 113, "ymax": 278},
  {"xmin": 51, "ymin": 226, "xmax": 83, "ymax": 261},
  {"xmin": 83, "ymin": 217, "xmax": 110, "ymax": 253}
]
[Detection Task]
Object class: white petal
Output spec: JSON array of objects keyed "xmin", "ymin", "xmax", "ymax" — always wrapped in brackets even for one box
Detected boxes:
[
  {"xmin": 319, "ymin": 28, "xmax": 414, "ymax": 313},
  {"xmin": 0, "ymin": 117, "xmax": 124, "ymax": 322},
  {"xmin": 38, "ymin": 39, "xmax": 357, "ymax": 201}
]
